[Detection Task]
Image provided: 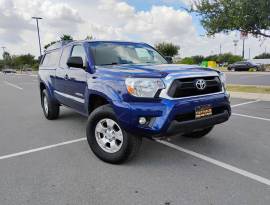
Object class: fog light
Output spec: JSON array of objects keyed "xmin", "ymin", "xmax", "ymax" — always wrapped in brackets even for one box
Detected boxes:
[{"xmin": 139, "ymin": 117, "xmax": 147, "ymax": 125}]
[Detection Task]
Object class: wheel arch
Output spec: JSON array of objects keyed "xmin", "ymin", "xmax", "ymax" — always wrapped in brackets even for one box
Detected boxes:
[{"xmin": 87, "ymin": 92, "xmax": 112, "ymax": 115}]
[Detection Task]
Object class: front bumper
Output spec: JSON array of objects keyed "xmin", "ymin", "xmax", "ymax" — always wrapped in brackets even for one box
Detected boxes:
[
  {"xmin": 166, "ymin": 110, "xmax": 229, "ymax": 136},
  {"xmin": 113, "ymin": 92, "xmax": 231, "ymax": 137}
]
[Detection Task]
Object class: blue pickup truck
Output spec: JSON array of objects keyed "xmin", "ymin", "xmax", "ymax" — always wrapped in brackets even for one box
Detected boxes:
[{"xmin": 38, "ymin": 40, "xmax": 231, "ymax": 164}]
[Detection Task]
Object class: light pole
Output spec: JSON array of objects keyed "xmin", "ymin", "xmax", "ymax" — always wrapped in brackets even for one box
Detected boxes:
[
  {"xmin": 1, "ymin": 46, "xmax": 6, "ymax": 69},
  {"xmin": 32, "ymin": 17, "xmax": 43, "ymax": 56},
  {"xmin": 242, "ymin": 38, "xmax": 245, "ymax": 59},
  {"xmin": 233, "ymin": 39, "xmax": 238, "ymax": 55},
  {"xmin": 1, "ymin": 46, "xmax": 6, "ymax": 60}
]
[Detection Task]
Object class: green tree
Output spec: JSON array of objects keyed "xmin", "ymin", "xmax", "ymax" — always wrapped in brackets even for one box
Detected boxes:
[
  {"xmin": 192, "ymin": 55, "xmax": 205, "ymax": 64},
  {"xmin": 205, "ymin": 53, "xmax": 243, "ymax": 64},
  {"xmin": 44, "ymin": 34, "xmax": 74, "ymax": 49},
  {"xmin": 3, "ymin": 51, "xmax": 11, "ymax": 61},
  {"xmin": 12, "ymin": 54, "xmax": 36, "ymax": 68},
  {"xmin": 254, "ymin": 53, "xmax": 270, "ymax": 59},
  {"xmin": 180, "ymin": 57, "xmax": 196, "ymax": 64},
  {"xmin": 155, "ymin": 42, "xmax": 180, "ymax": 57},
  {"xmin": 0, "ymin": 60, "xmax": 4, "ymax": 70},
  {"xmin": 2, "ymin": 51, "xmax": 12, "ymax": 67},
  {"xmin": 60, "ymin": 34, "xmax": 73, "ymax": 41},
  {"xmin": 179, "ymin": 53, "xmax": 242, "ymax": 65},
  {"xmin": 0, "ymin": 51, "xmax": 39, "ymax": 70},
  {"xmin": 190, "ymin": 0, "xmax": 270, "ymax": 38},
  {"xmin": 204, "ymin": 54, "xmax": 218, "ymax": 62},
  {"xmin": 44, "ymin": 41, "xmax": 57, "ymax": 49}
]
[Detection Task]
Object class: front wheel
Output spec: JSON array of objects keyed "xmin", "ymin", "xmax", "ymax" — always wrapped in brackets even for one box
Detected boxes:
[
  {"xmin": 86, "ymin": 105, "xmax": 142, "ymax": 164},
  {"xmin": 183, "ymin": 126, "xmax": 214, "ymax": 138}
]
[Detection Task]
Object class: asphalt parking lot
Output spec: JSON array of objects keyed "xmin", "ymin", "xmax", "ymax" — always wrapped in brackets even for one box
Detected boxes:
[{"xmin": 0, "ymin": 73, "xmax": 270, "ymax": 205}]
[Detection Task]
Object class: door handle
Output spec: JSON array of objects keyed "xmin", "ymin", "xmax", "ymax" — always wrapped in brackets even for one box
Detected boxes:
[{"xmin": 64, "ymin": 74, "xmax": 69, "ymax": 80}]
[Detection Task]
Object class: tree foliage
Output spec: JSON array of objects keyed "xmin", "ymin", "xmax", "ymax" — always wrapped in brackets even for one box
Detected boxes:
[
  {"xmin": 44, "ymin": 34, "xmax": 74, "ymax": 49},
  {"xmin": 180, "ymin": 55, "xmax": 204, "ymax": 64},
  {"xmin": 44, "ymin": 41, "xmax": 57, "ymax": 49},
  {"xmin": 254, "ymin": 53, "xmax": 270, "ymax": 59},
  {"xmin": 155, "ymin": 42, "xmax": 180, "ymax": 57},
  {"xmin": 60, "ymin": 34, "xmax": 73, "ymax": 41},
  {"xmin": 0, "ymin": 53, "xmax": 38, "ymax": 70},
  {"xmin": 180, "ymin": 53, "xmax": 243, "ymax": 65},
  {"xmin": 2, "ymin": 51, "xmax": 11, "ymax": 61},
  {"xmin": 191, "ymin": 0, "xmax": 270, "ymax": 38}
]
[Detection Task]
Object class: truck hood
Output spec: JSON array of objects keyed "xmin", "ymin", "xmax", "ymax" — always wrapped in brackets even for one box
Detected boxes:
[{"xmin": 95, "ymin": 64, "xmax": 219, "ymax": 78}]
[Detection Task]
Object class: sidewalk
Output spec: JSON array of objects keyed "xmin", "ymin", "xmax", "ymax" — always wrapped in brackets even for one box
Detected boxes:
[{"xmin": 230, "ymin": 91, "xmax": 270, "ymax": 101}]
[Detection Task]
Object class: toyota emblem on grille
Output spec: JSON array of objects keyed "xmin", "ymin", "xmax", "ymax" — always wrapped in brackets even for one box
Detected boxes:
[{"xmin": 195, "ymin": 79, "xmax": 206, "ymax": 90}]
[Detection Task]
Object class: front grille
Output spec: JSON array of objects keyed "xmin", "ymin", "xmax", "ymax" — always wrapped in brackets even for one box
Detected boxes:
[{"xmin": 167, "ymin": 76, "xmax": 222, "ymax": 98}]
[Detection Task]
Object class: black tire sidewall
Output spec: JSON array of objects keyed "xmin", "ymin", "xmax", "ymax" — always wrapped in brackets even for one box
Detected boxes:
[
  {"xmin": 86, "ymin": 105, "xmax": 140, "ymax": 164},
  {"xmin": 41, "ymin": 90, "xmax": 50, "ymax": 118},
  {"xmin": 41, "ymin": 89, "xmax": 59, "ymax": 120}
]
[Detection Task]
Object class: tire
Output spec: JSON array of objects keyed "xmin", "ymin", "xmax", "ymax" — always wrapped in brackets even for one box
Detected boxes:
[
  {"xmin": 86, "ymin": 104, "xmax": 142, "ymax": 164},
  {"xmin": 41, "ymin": 89, "xmax": 60, "ymax": 120},
  {"xmin": 183, "ymin": 126, "xmax": 214, "ymax": 138}
]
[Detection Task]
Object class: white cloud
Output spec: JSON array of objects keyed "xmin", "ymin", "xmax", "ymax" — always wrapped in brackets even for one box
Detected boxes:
[
  {"xmin": 0, "ymin": 0, "xmax": 269, "ymax": 59},
  {"xmin": 0, "ymin": 0, "xmax": 84, "ymax": 55},
  {"xmin": 0, "ymin": 0, "xmax": 34, "ymax": 43}
]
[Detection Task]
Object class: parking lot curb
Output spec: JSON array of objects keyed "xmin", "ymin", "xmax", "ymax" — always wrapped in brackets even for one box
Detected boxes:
[{"xmin": 230, "ymin": 91, "xmax": 270, "ymax": 101}]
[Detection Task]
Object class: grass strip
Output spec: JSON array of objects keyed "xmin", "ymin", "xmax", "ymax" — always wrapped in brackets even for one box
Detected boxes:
[{"xmin": 227, "ymin": 84, "xmax": 270, "ymax": 94}]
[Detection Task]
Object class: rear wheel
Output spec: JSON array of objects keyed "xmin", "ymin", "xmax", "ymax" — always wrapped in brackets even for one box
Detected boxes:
[
  {"xmin": 183, "ymin": 126, "xmax": 214, "ymax": 138},
  {"xmin": 41, "ymin": 89, "xmax": 59, "ymax": 120},
  {"xmin": 86, "ymin": 104, "xmax": 142, "ymax": 164}
]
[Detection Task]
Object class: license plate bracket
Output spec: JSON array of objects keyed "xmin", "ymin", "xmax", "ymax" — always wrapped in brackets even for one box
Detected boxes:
[{"xmin": 195, "ymin": 105, "xmax": 212, "ymax": 119}]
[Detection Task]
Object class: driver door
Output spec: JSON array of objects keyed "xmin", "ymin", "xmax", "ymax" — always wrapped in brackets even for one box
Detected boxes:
[{"xmin": 64, "ymin": 44, "xmax": 88, "ymax": 113}]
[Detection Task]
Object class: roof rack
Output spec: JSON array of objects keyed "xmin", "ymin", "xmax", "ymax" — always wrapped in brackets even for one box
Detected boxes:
[{"xmin": 45, "ymin": 40, "xmax": 73, "ymax": 51}]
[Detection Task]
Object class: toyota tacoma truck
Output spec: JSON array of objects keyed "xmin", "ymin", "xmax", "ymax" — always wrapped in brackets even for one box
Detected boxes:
[{"xmin": 38, "ymin": 40, "xmax": 231, "ymax": 164}]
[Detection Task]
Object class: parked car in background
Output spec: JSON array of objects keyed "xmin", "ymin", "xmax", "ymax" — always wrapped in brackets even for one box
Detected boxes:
[
  {"xmin": 1, "ymin": 69, "xmax": 17, "ymax": 74},
  {"xmin": 22, "ymin": 68, "xmax": 33, "ymax": 72},
  {"xmin": 228, "ymin": 61, "xmax": 263, "ymax": 71}
]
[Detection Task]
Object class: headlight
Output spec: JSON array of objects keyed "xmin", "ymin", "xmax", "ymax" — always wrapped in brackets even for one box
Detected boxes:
[
  {"xmin": 125, "ymin": 78, "xmax": 165, "ymax": 98},
  {"xmin": 219, "ymin": 72, "xmax": 226, "ymax": 88}
]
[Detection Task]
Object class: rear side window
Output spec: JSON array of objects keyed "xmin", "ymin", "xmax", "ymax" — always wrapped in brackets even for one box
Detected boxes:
[
  {"xmin": 59, "ymin": 46, "xmax": 71, "ymax": 68},
  {"xmin": 42, "ymin": 50, "xmax": 61, "ymax": 67}
]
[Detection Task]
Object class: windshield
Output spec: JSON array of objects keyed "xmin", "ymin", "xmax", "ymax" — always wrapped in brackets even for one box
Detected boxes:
[{"xmin": 88, "ymin": 42, "xmax": 168, "ymax": 66}]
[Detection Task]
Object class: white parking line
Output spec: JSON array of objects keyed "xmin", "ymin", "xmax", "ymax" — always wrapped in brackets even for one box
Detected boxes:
[
  {"xmin": 1, "ymin": 135, "xmax": 270, "ymax": 187},
  {"xmin": 231, "ymin": 99, "xmax": 261, "ymax": 108},
  {"xmin": 13, "ymin": 73, "xmax": 37, "ymax": 77},
  {"xmin": 0, "ymin": 138, "xmax": 86, "ymax": 160},
  {"xmin": 156, "ymin": 140, "xmax": 270, "ymax": 187},
  {"xmin": 233, "ymin": 113, "xmax": 270, "ymax": 122},
  {"xmin": 4, "ymin": 81, "xmax": 23, "ymax": 90}
]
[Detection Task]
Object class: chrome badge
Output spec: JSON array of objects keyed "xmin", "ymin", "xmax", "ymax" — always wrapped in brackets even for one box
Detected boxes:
[{"xmin": 195, "ymin": 79, "xmax": 206, "ymax": 90}]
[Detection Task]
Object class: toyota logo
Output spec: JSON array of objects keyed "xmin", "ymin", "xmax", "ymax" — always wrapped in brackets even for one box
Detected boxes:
[{"xmin": 195, "ymin": 79, "xmax": 206, "ymax": 90}]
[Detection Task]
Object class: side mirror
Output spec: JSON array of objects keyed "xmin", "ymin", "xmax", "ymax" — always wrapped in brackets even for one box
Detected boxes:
[
  {"xmin": 165, "ymin": 56, "xmax": 173, "ymax": 64},
  {"xmin": 67, "ymin": 57, "xmax": 84, "ymax": 68}
]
